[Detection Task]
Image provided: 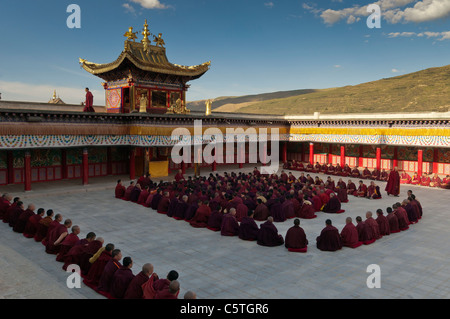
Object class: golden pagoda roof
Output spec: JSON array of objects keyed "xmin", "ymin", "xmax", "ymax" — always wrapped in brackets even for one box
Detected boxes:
[{"xmin": 79, "ymin": 22, "xmax": 210, "ymax": 79}]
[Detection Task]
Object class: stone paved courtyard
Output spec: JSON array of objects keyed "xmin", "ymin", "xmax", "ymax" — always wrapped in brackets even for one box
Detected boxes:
[{"xmin": 1, "ymin": 166, "xmax": 449, "ymax": 299}]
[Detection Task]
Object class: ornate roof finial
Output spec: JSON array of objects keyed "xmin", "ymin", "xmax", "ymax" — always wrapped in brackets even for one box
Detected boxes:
[
  {"xmin": 153, "ymin": 33, "xmax": 165, "ymax": 48},
  {"xmin": 141, "ymin": 19, "xmax": 151, "ymax": 51},
  {"xmin": 124, "ymin": 26, "xmax": 138, "ymax": 42},
  {"xmin": 53, "ymin": 90, "xmax": 57, "ymax": 100}
]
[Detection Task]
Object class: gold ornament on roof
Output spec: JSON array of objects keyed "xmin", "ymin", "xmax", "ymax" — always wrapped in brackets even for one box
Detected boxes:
[
  {"xmin": 141, "ymin": 19, "xmax": 152, "ymax": 51},
  {"xmin": 153, "ymin": 33, "xmax": 165, "ymax": 47},
  {"xmin": 124, "ymin": 27, "xmax": 138, "ymax": 41}
]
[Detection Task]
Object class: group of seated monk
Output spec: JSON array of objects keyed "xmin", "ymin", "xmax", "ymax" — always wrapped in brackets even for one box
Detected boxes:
[
  {"xmin": 401, "ymin": 171, "xmax": 450, "ymax": 189},
  {"xmin": 283, "ymin": 161, "xmax": 389, "ymax": 181},
  {"xmin": 0, "ymin": 192, "xmax": 197, "ymax": 300},
  {"xmin": 351, "ymin": 180, "xmax": 383, "ymax": 199},
  {"xmin": 316, "ymin": 190, "xmax": 424, "ymax": 251}
]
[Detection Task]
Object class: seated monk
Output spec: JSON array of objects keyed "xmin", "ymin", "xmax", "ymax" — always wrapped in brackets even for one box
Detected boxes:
[
  {"xmin": 270, "ymin": 198, "xmax": 285, "ymax": 222},
  {"xmin": 375, "ymin": 209, "xmax": 390, "ymax": 237},
  {"xmin": 327, "ymin": 164, "xmax": 335, "ymax": 175},
  {"xmin": 155, "ymin": 280, "xmax": 180, "ymax": 300},
  {"xmin": 361, "ymin": 167, "xmax": 371, "ymax": 179},
  {"xmin": 351, "ymin": 166, "xmax": 361, "ymax": 178},
  {"xmin": 284, "ymin": 218, "xmax": 308, "ymax": 252},
  {"xmin": 440, "ymin": 175, "xmax": 450, "ymax": 189},
  {"xmin": 420, "ymin": 173, "xmax": 431, "ymax": 187},
  {"xmin": 320, "ymin": 163, "xmax": 328, "ymax": 174},
  {"xmin": 238, "ymin": 210, "xmax": 259, "ymax": 241},
  {"xmin": 207, "ymin": 207, "xmax": 223, "ymax": 232},
  {"xmin": 34, "ymin": 209, "xmax": 54, "ymax": 242},
  {"xmin": 56, "ymin": 225, "xmax": 81, "ymax": 262},
  {"xmin": 220, "ymin": 208, "xmax": 240, "ymax": 236},
  {"xmin": 305, "ymin": 163, "xmax": 314, "ymax": 172},
  {"xmin": 311, "ymin": 191, "xmax": 322, "ymax": 212},
  {"xmin": 341, "ymin": 164, "xmax": 351, "ymax": 177},
  {"xmin": 296, "ymin": 162, "xmax": 305, "ymax": 171},
  {"xmin": 402, "ymin": 199, "xmax": 419, "ymax": 224},
  {"xmin": 3, "ymin": 196, "xmax": 20, "ymax": 224},
  {"xmin": 354, "ymin": 180, "xmax": 367, "ymax": 197},
  {"xmin": 146, "ymin": 270, "xmax": 179, "ymax": 300},
  {"xmin": 189, "ymin": 200, "xmax": 211, "ymax": 228},
  {"xmin": 123, "ymin": 181, "xmax": 135, "ymax": 201},
  {"xmin": 411, "ymin": 172, "xmax": 420, "ymax": 185},
  {"xmin": 325, "ymin": 177, "xmax": 335, "ymax": 191},
  {"xmin": 322, "ymin": 193, "xmax": 345, "ymax": 214},
  {"xmin": 0, "ymin": 193, "xmax": 12, "ymax": 220},
  {"xmin": 379, "ymin": 169, "xmax": 389, "ymax": 181},
  {"xmin": 124, "ymin": 263, "xmax": 156, "ymax": 299},
  {"xmin": 393, "ymin": 203, "xmax": 409, "ymax": 231},
  {"xmin": 8, "ymin": 201, "xmax": 25, "ymax": 228},
  {"xmin": 174, "ymin": 169, "xmax": 185, "ymax": 182},
  {"xmin": 129, "ymin": 183, "xmax": 141, "ymax": 203},
  {"xmin": 365, "ymin": 211, "xmax": 381, "ymax": 240},
  {"xmin": 83, "ymin": 243, "xmax": 115, "ymax": 289},
  {"xmin": 156, "ymin": 191, "xmax": 170, "ymax": 214},
  {"xmin": 257, "ymin": 217, "xmax": 284, "ymax": 247},
  {"xmin": 313, "ymin": 162, "xmax": 321, "ymax": 173},
  {"xmin": 367, "ymin": 181, "xmax": 382, "ymax": 199},
  {"xmin": 386, "ymin": 207, "xmax": 400, "ymax": 233},
  {"xmin": 347, "ymin": 180, "xmax": 356, "ymax": 195},
  {"xmin": 355, "ymin": 216, "xmax": 375, "ymax": 245},
  {"xmin": 429, "ymin": 173, "xmax": 442, "ymax": 188},
  {"xmin": 110, "ymin": 257, "xmax": 135, "ymax": 299},
  {"xmin": 288, "ymin": 172, "xmax": 296, "ymax": 184},
  {"xmin": 13, "ymin": 203, "xmax": 36, "ymax": 233},
  {"xmin": 316, "ymin": 219, "xmax": 342, "ymax": 252},
  {"xmin": 46, "ymin": 219, "xmax": 72, "ymax": 255},
  {"xmin": 115, "ymin": 180, "xmax": 126, "ymax": 199},
  {"xmin": 137, "ymin": 185, "xmax": 150, "ymax": 205},
  {"xmin": 283, "ymin": 161, "xmax": 290, "ymax": 169},
  {"xmin": 23, "ymin": 208, "xmax": 45, "ymax": 238},
  {"xmin": 281, "ymin": 195, "xmax": 295, "ymax": 219},
  {"xmin": 334, "ymin": 164, "xmax": 343, "ymax": 176},
  {"xmin": 371, "ymin": 168, "xmax": 380, "ymax": 180},
  {"xmin": 400, "ymin": 171, "xmax": 412, "ymax": 184},
  {"xmin": 280, "ymin": 170, "xmax": 288, "ymax": 183},
  {"xmin": 171, "ymin": 195, "xmax": 189, "ymax": 220},
  {"xmin": 235, "ymin": 202, "xmax": 249, "ymax": 222},
  {"xmin": 340, "ymin": 217, "xmax": 362, "ymax": 248},
  {"xmin": 42, "ymin": 213, "xmax": 63, "ymax": 246},
  {"xmin": 97, "ymin": 249, "xmax": 123, "ymax": 297},
  {"xmin": 335, "ymin": 178, "xmax": 348, "ymax": 203},
  {"xmin": 63, "ymin": 233, "xmax": 101, "ymax": 272},
  {"xmin": 298, "ymin": 200, "xmax": 317, "ymax": 219}
]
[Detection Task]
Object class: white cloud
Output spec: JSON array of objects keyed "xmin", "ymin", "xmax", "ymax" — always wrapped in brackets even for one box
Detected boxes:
[
  {"xmin": 392, "ymin": 68, "xmax": 400, "ymax": 73},
  {"xmin": 264, "ymin": 2, "xmax": 274, "ymax": 8},
  {"xmin": 128, "ymin": 0, "xmax": 169, "ymax": 9},
  {"xmin": 123, "ymin": 3, "xmax": 136, "ymax": 14},
  {"xmin": 334, "ymin": 64, "xmax": 342, "ymax": 68},
  {"xmin": 389, "ymin": 0, "xmax": 450, "ymax": 23},
  {"xmin": 387, "ymin": 30, "xmax": 450, "ymax": 40},
  {"xmin": 0, "ymin": 81, "xmax": 105, "ymax": 105}
]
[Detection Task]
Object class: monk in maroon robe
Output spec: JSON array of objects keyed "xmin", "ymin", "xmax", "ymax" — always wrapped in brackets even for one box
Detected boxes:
[
  {"xmin": 46, "ymin": 219, "xmax": 72, "ymax": 254},
  {"xmin": 83, "ymin": 88, "xmax": 95, "ymax": 112},
  {"xmin": 3, "ymin": 197, "xmax": 19, "ymax": 224},
  {"xmin": 13, "ymin": 204, "xmax": 36, "ymax": 233},
  {"xmin": 371, "ymin": 169, "xmax": 380, "ymax": 180},
  {"xmin": 367, "ymin": 181, "xmax": 382, "ymax": 199},
  {"xmin": 281, "ymin": 196, "xmax": 295, "ymax": 219},
  {"xmin": 375, "ymin": 209, "xmax": 390, "ymax": 236},
  {"xmin": 124, "ymin": 263, "xmax": 155, "ymax": 299},
  {"xmin": 420, "ymin": 173, "xmax": 431, "ymax": 187},
  {"xmin": 253, "ymin": 200, "xmax": 270, "ymax": 221},
  {"xmin": 356, "ymin": 216, "xmax": 375, "ymax": 245},
  {"xmin": 347, "ymin": 180, "xmax": 356, "ymax": 195},
  {"xmin": 362, "ymin": 167, "xmax": 371, "ymax": 179},
  {"xmin": 174, "ymin": 169, "xmax": 185, "ymax": 182},
  {"xmin": 97, "ymin": 249, "xmax": 123, "ymax": 296},
  {"xmin": 189, "ymin": 201, "xmax": 211, "ymax": 228},
  {"xmin": 110, "ymin": 257, "xmax": 135, "ymax": 299},
  {"xmin": 342, "ymin": 164, "xmax": 351, "ymax": 177},
  {"xmin": 340, "ymin": 217, "xmax": 362, "ymax": 248},
  {"xmin": 156, "ymin": 192, "xmax": 170, "ymax": 214},
  {"xmin": 56, "ymin": 225, "xmax": 81, "ymax": 262},
  {"xmin": 400, "ymin": 171, "xmax": 411, "ymax": 184},
  {"xmin": 137, "ymin": 186, "xmax": 150, "ymax": 205},
  {"xmin": 393, "ymin": 203, "xmax": 409, "ymax": 230},
  {"xmin": 316, "ymin": 219, "xmax": 342, "ymax": 251},
  {"xmin": 284, "ymin": 219, "xmax": 308, "ymax": 252},
  {"xmin": 298, "ymin": 201, "xmax": 317, "ymax": 219},
  {"xmin": 221, "ymin": 209, "xmax": 240, "ymax": 236},
  {"xmin": 34, "ymin": 209, "xmax": 54, "ymax": 242},
  {"xmin": 351, "ymin": 167, "xmax": 361, "ymax": 178},
  {"xmin": 385, "ymin": 167, "xmax": 400, "ymax": 196},
  {"xmin": 8, "ymin": 201, "xmax": 25, "ymax": 228},
  {"xmin": 386, "ymin": 207, "xmax": 400, "ymax": 233},
  {"xmin": 207, "ymin": 209, "xmax": 223, "ymax": 231},
  {"xmin": 365, "ymin": 212, "xmax": 381, "ymax": 240},
  {"xmin": 429, "ymin": 173, "xmax": 442, "ymax": 187},
  {"xmin": 355, "ymin": 181, "xmax": 368, "ymax": 197},
  {"xmin": 23, "ymin": 208, "xmax": 45, "ymax": 238},
  {"xmin": 123, "ymin": 182, "xmax": 135, "ymax": 201},
  {"xmin": 238, "ymin": 211, "xmax": 259, "ymax": 241},
  {"xmin": 63, "ymin": 234, "xmax": 101, "ymax": 272},
  {"xmin": 335, "ymin": 179, "xmax": 348, "ymax": 203},
  {"xmin": 155, "ymin": 280, "xmax": 180, "ymax": 299},
  {"xmin": 257, "ymin": 217, "xmax": 284, "ymax": 247},
  {"xmin": 0, "ymin": 193, "xmax": 12, "ymax": 219},
  {"xmin": 235, "ymin": 202, "xmax": 248, "ymax": 222},
  {"xmin": 411, "ymin": 172, "xmax": 420, "ymax": 185},
  {"xmin": 322, "ymin": 193, "xmax": 344, "ymax": 214},
  {"xmin": 115, "ymin": 180, "xmax": 126, "ymax": 198},
  {"xmin": 83, "ymin": 244, "xmax": 115, "ymax": 289}
]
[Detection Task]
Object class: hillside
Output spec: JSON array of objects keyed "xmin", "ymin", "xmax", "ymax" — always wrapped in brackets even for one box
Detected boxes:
[{"xmin": 189, "ymin": 65, "xmax": 450, "ymax": 115}]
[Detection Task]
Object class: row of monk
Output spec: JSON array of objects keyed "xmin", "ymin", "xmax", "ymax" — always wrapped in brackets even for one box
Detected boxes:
[
  {"xmin": 114, "ymin": 170, "xmax": 422, "ymax": 252},
  {"xmin": 400, "ymin": 171, "xmax": 450, "ymax": 188},
  {"xmin": 0, "ymin": 193, "xmax": 197, "ymax": 300}
]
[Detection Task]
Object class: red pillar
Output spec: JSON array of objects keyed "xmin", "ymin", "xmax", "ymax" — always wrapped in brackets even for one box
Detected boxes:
[
  {"xmin": 328, "ymin": 144, "xmax": 333, "ymax": 164},
  {"xmin": 61, "ymin": 149, "xmax": 67, "ymax": 179},
  {"xmin": 376, "ymin": 147, "xmax": 382, "ymax": 171},
  {"xmin": 24, "ymin": 151, "xmax": 31, "ymax": 191},
  {"xmin": 309, "ymin": 143, "xmax": 314, "ymax": 165},
  {"xmin": 82, "ymin": 148, "xmax": 89, "ymax": 185},
  {"xmin": 181, "ymin": 161, "xmax": 186, "ymax": 175},
  {"xmin": 107, "ymin": 147, "xmax": 112, "ymax": 176},
  {"xmin": 393, "ymin": 147, "xmax": 398, "ymax": 169},
  {"xmin": 129, "ymin": 147, "xmax": 136, "ymax": 180},
  {"xmin": 6, "ymin": 150, "xmax": 14, "ymax": 184},
  {"xmin": 432, "ymin": 149, "xmax": 439, "ymax": 174},
  {"xmin": 358, "ymin": 145, "xmax": 364, "ymax": 167},
  {"xmin": 282, "ymin": 142, "xmax": 287, "ymax": 163},
  {"xmin": 417, "ymin": 149, "xmax": 423, "ymax": 177},
  {"xmin": 340, "ymin": 145, "xmax": 345, "ymax": 168}
]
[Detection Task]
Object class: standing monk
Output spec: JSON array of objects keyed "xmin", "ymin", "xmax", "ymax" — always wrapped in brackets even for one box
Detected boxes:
[
  {"xmin": 385, "ymin": 167, "xmax": 400, "ymax": 197},
  {"xmin": 83, "ymin": 88, "xmax": 95, "ymax": 112}
]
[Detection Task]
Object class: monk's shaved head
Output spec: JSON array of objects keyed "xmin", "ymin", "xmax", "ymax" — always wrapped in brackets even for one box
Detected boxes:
[
  {"xmin": 366, "ymin": 211, "xmax": 373, "ymax": 218},
  {"xmin": 96, "ymin": 237, "xmax": 104, "ymax": 243},
  {"xmin": 142, "ymin": 263, "xmax": 154, "ymax": 275},
  {"xmin": 169, "ymin": 280, "xmax": 180, "ymax": 294},
  {"xmin": 346, "ymin": 217, "xmax": 352, "ymax": 223},
  {"xmin": 86, "ymin": 232, "xmax": 96, "ymax": 240},
  {"xmin": 184, "ymin": 291, "xmax": 197, "ymax": 299}
]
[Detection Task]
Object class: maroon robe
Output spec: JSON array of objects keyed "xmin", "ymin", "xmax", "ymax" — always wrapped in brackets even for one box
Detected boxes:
[
  {"xmin": 238, "ymin": 216, "xmax": 259, "ymax": 241},
  {"xmin": 281, "ymin": 199, "xmax": 295, "ymax": 219},
  {"xmin": 124, "ymin": 271, "xmax": 150, "ymax": 299},
  {"xmin": 386, "ymin": 213, "xmax": 400, "ymax": 233},
  {"xmin": 97, "ymin": 259, "xmax": 122, "ymax": 294},
  {"xmin": 365, "ymin": 217, "xmax": 381, "ymax": 240},
  {"xmin": 316, "ymin": 225, "xmax": 342, "ymax": 251},
  {"xmin": 34, "ymin": 216, "xmax": 52, "ymax": 242},
  {"xmin": 385, "ymin": 170, "xmax": 400, "ymax": 196},
  {"xmin": 340, "ymin": 223, "xmax": 362, "ymax": 248},
  {"xmin": 220, "ymin": 213, "xmax": 240, "ymax": 236},
  {"xmin": 83, "ymin": 91, "xmax": 94, "ymax": 112},
  {"xmin": 253, "ymin": 203, "xmax": 270, "ymax": 221},
  {"xmin": 284, "ymin": 225, "xmax": 308, "ymax": 252},
  {"xmin": 137, "ymin": 189, "xmax": 149, "ymax": 205},
  {"xmin": 376, "ymin": 214, "xmax": 391, "ymax": 236},
  {"xmin": 123, "ymin": 185, "xmax": 134, "ymax": 201},
  {"xmin": 257, "ymin": 221, "xmax": 284, "ymax": 247},
  {"xmin": 156, "ymin": 197, "xmax": 170, "ymax": 214},
  {"xmin": 322, "ymin": 196, "xmax": 344, "ymax": 214},
  {"xmin": 13, "ymin": 209, "xmax": 35, "ymax": 233},
  {"xmin": 110, "ymin": 267, "xmax": 135, "ymax": 299},
  {"xmin": 235, "ymin": 203, "xmax": 248, "ymax": 222},
  {"xmin": 0, "ymin": 198, "xmax": 10, "ymax": 219},
  {"xmin": 206, "ymin": 210, "xmax": 223, "ymax": 231},
  {"xmin": 9, "ymin": 206, "xmax": 24, "ymax": 228},
  {"xmin": 189, "ymin": 204, "xmax": 211, "ymax": 228},
  {"xmin": 356, "ymin": 222, "xmax": 375, "ymax": 245},
  {"xmin": 62, "ymin": 241, "xmax": 89, "ymax": 271},
  {"xmin": 56, "ymin": 233, "xmax": 80, "ymax": 262},
  {"xmin": 395, "ymin": 207, "xmax": 409, "ymax": 230},
  {"xmin": 298, "ymin": 203, "xmax": 317, "ymax": 219},
  {"xmin": 45, "ymin": 224, "xmax": 68, "ymax": 254},
  {"xmin": 84, "ymin": 250, "xmax": 112, "ymax": 288},
  {"xmin": 23, "ymin": 213, "xmax": 42, "ymax": 238},
  {"xmin": 78, "ymin": 240, "xmax": 104, "ymax": 274},
  {"xmin": 115, "ymin": 184, "xmax": 126, "ymax": 199}
]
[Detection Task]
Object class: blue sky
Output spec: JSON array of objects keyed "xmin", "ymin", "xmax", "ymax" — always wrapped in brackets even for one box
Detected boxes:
[{"xmin": 1, "ymin": 0, "xmax": 450, "ymax": 105}]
